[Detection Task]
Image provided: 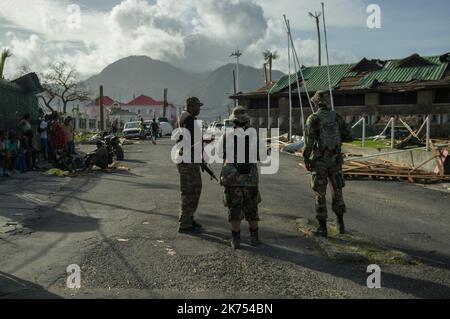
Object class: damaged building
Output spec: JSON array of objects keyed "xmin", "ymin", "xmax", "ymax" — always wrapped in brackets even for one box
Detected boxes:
[
  {"xmin": 0, "ymin": 73, "xmax": 44, "ymax": 130},
  {"xmin": 232, "ymin": 53, "xmax": 450, "ymax": 138}
]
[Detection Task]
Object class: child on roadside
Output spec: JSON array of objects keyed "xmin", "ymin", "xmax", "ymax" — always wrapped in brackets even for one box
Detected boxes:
[
  {"xmin": 0, "ymin": 130, "xmax": 7, "ymax": 177},
  {"xmin": 18, "ymin": 133, "xmax": 28, "ymax": 173},
  {"xmin": 7, "ymin": 131, "xmax": 20, "ymax": 174}
]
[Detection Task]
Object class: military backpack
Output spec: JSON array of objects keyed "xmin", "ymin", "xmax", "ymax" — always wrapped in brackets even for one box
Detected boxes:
[{"xmin": 317, "ymin": 109, "xmax": 341, "ymax": 153}]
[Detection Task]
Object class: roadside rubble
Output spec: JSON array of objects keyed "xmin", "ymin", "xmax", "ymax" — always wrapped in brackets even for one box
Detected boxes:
[
  {"xmin": 272, "ymin": 133, "xmax": 450, "ymax": 184},
  {"xmin": 343, "ymin": 158, "xmax": 450, "ymax": 183},
  {"xmin": 44, "ymin": 161, "xmax": 130, "ymax": 177}
]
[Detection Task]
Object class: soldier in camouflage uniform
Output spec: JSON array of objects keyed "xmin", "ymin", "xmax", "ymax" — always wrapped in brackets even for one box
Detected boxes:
[
  {"xmin": 220, "ymin": 106, "xmax": 261, "ymax": 249},
  {"xmin": 303, "ymin": 90, "xmax": 353, "ymax": 237},
  {"xmin": 177, "ymin": 97, "xmax": 204, "ymax": 233}
]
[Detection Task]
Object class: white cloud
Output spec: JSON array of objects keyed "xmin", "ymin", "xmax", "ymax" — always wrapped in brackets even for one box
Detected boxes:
[
  {"xmin": 255, "ymin": 0, "xmax": 367, "ymax": 30},
  {"xmin": 0, "ymin": 0, "xmax": 362, "ymax": 79}
]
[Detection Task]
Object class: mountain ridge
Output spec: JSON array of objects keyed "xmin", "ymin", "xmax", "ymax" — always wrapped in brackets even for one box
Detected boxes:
[{"xmin": 84, "ymin": 55, "xmax": 284, "ymax": 120}]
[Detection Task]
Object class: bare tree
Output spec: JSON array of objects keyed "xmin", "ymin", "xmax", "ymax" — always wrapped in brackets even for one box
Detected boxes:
[
  {"xmin": 263, "ymin": 50, "xmax": 279, "ymax": 83},
  {"xmin": 309, "ymin": 11, "xmax": 322, "ymax": 66},
  {"xmin": 41, "ymin": 62, "xmax": 91, "ymax": 114},
  {"xmin": 0, "ymin": 49, "xmax": 13, "ymax": 79},
  {"xmin": 37, "ymin": 71, "xmax": 57, "ymax": 112}
]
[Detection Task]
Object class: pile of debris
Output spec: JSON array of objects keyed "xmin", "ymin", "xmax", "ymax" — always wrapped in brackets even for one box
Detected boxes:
[
  {"xmin": 343, "ymin": 158, "xmax": 450, "ymax": 183},
  {"xmin": 268, "ymin": 133, "xmax": 305, "ymax": 154}
]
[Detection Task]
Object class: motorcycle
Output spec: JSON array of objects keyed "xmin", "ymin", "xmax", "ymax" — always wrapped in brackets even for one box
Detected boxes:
[{"xmin": 102, "ymin": 133, "xmax": 125, "ymax": 161}]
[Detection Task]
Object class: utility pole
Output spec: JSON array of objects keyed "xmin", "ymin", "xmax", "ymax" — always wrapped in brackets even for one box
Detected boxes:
[
  {"xmin": 100, "ymin": 85, "xmax": 104, "ymax": 131},
  {"xmin": 163, "ymin": 88, "xmax": 168, "ymax": 118},
  {"xmin": 322, "ymin": 2, "xmax": 335, "ymax": 110},
  {"xmin": 233, "ymin": 70, "xmax": 237, "ymax": 107},
  {"xmin": 309, "ymin": 11, "xmax": 322, "ymax": 66},
  {"xmin": 230, "ymin": 49, "xmax": 242, "ymax": 93}
]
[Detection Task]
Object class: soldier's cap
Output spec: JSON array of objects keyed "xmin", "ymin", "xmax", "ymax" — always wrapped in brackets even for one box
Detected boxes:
[
  {"xmin": 311, "ymin": 90, "xmax": 331, "ymax": 107},
  {"xmin": 229, "ymin": 106, "xmax": 251, "ymax": 124},
  {"xmin": 187, "ymin": 97, "xmax": 203, "ymax": 107}
]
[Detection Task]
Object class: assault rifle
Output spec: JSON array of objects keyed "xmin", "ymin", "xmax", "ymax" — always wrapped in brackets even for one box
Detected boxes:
[{"xmin": 200, "ymin": 160, "xmax": 219, "ymax": 182}]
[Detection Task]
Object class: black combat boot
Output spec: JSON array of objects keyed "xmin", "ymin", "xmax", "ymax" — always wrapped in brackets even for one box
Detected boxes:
[
  {"xmin": 337, "ymin": 215, "xmax": 345, "ymax": 234},
  {"xmin": 315, "ymin": 219, "xmax": 328, "ymax": 238},
  {"xmin": 250, "ymin": 228, "xmax": 260, "ymax": 247},
  {"xmin": 192, "ymin": 219, "xmax": 203, "ymax": 229},
  {"xmin": 231, "ymin": 231, "xmax": 241, "ymax": 250}
]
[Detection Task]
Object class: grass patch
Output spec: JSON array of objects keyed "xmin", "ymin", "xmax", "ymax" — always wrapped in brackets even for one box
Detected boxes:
[
  {"xmin": 347, "ymin": 140, "xmax": 391, "ymax": 149},
  {"xmin": 296, "ymin": 218, "xmax": 418, "ymax": 265}
]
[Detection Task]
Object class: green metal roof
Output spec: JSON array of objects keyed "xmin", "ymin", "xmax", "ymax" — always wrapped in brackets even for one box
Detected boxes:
[
  {"xmin": 267, "ymin": 55, "xmax": 449, "ymax": 95},
  {"xmin": 269, "ymin": 64, "xmax": 356, "ymax": 94},
  {"xmin": 357, "ymin": 56, "xmax": 448, "ymax": 89}
]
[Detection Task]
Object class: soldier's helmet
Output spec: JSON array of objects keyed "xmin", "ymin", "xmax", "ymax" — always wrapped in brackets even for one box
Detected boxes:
[
  {"xmin": 229, "ymin": 106, "xmax": 251, "ymax": 125},
  {"xmin": 186, "ymin": 96, "xmax": 204, "ymax": 108},
  {"xmin": 311, "ymin": 90, "xmax": 331, "ymax": 108}
]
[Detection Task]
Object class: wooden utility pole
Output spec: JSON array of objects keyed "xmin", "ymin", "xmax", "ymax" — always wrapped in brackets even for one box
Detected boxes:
[
  {"xmin": 230, "ymin": 49, "xmax": 242, "ymax": 93},
  {"xmin": 163, "ymin": 88, "xmax": 168, "ymax": 118},
  {"xmin": 309, "ymin": 11, "xmax": 322, "ymax": 66},
  {"xmin": 233, "ymin": 70, "xmax": 237, "ymax": 107},
  {"xmin": 100, "ymin": 85, "xmax": 104, "ymax": 131}
]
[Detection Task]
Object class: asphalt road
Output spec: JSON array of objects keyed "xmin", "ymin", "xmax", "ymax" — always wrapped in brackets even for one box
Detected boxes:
[{"xmin": 0, "ymin": 138, "xmax": 449, "ymax": 299}]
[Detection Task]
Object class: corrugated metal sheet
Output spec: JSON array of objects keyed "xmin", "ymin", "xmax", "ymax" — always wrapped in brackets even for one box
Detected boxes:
[
  {"xmin": 358, "ymin": 55, "xmax": 448, "ymax": 88},
  {"xmin": 269, "ymin": 64, "xmax": 357, "ymax": 94},
  {"xmin": 268, "ymin": 55, "xmax": 449, "ymax": 94}
]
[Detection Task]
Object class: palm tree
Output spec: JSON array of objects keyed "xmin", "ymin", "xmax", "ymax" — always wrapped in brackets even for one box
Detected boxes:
[
  {"xmin": 309, "ymin": 11, "xmax": 322, "ymax": 66},
  {"xmin": 0, "ymin": 49, "xmax": 13, "ymax": 79},
  {"xmin": 263, "ymin": 50, "xmax": 279, "ymax": 83}
]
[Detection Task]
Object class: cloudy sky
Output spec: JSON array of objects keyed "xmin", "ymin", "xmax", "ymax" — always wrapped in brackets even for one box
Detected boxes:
[{"xmin": 0, "ymin": 0, "xmax": 449, "ymax": 80}]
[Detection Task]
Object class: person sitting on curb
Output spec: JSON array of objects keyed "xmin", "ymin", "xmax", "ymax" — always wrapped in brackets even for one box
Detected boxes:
[{"xmin": 84, "ymin": 140, "xmax": 109, "ymax": 171}]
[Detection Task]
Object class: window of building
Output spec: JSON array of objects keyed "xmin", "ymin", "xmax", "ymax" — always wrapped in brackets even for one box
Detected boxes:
[
  {"xmin": 434, "ymin": 89, "xmax": 450, "ymax": 104},
  {"xmin": 78, "ymin": 118, "xmax": 86, "ymax": 130},
  {"xmin": 89, "ymin": 119, "xmax": 96, "ymax": 130},
  {"xmin": 373, "ymin": 116, "xmax": 382, "ymax": 124},
  {"xmin": 334, "ymin": 94, "xmax": 365, "ymax": 107},
  {"xmin": 248, "ymin": 98, "xmax": 279, "ymax": 109},
  {"xmin": 431, "ymin": 115, "xmax": 440, "ymax": 124},
  {"xmin": 292, "ymin": 95, "xmax": 314, "ymax": 108},
  {"xmin": 380, "ymin": 92, "xmax": 417, "ymax": 105}
]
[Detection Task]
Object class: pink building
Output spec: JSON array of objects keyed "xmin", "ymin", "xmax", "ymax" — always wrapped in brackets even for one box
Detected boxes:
[
  {"xmin": 83, "ymin": 95, "xmax": 178, "ymax": 126},
  {"xmin": 123, "ymin": 95, "xmax": 178, "ymax": 124}
]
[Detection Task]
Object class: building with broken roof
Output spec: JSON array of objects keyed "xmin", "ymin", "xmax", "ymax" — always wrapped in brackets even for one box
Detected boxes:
[
  {"xmin": 0, "ymin": 73, "xmax": 43, "ymax": 130},
  {"xmin": 232, "ymin": 53, "xmax": 450, "ymax": 137}
]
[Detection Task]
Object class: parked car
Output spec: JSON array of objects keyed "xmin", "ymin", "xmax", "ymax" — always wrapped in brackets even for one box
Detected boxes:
[
  {"xmin": 157, "ymin": 117, "xmax": 169, "ymax": 123},
  {"xmin": 206, "ymin": 122, "xmax": 224, "ymax": 137},
  {"xmin": 223, "ymin": 119, "xmax": 234, "ymax": 130},
  {"xmin": 159, "ymin": 121, "xmax": 173, "ymax": 136},
  {"xmin": 145, "ymin": 120, "xmax": 173, "ymax": 137},
  {"xmin": 122, "ymin": 121, "xmax": 142, "ymax": 139}
]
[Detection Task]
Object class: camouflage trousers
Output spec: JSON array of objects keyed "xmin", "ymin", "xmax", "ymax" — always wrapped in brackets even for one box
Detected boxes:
[
  {"xmin": 177, "ymin": 163, "xmax": 202, "ymax": 228},
  {"xmin": 311, "ymin": 164, "xmax": 346, "ymax": 221},
  {"xmin": 223, "ymin": 186, "xmax": 261, "ymax": 223}
]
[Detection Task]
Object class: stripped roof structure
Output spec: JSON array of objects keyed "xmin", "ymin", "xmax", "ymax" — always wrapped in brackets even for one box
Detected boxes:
[{"xmin": 239, "ymin": 53, "xmax": 450, "ymax": 97}]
